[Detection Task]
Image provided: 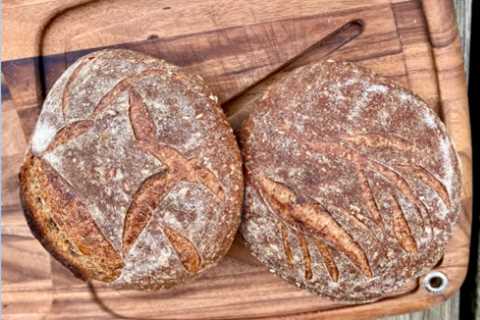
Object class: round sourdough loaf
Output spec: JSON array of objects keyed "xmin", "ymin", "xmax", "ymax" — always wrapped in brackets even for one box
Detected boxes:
[
  {"xmin": 239, "ymin": 60, "xmax": 462, "ymax": 302},
  {"xmin": 19, "ymin": 49, "xmax": 243, "ymax": 290}
]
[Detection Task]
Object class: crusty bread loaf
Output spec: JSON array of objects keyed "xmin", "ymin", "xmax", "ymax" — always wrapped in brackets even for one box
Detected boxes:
[
  {"xmin": 239, "ymin": 60, "xmax": 462, "ymax": 302},
  {"xmin": 19, "ymin": 49, "xmax": 243, "ymax": 289}
]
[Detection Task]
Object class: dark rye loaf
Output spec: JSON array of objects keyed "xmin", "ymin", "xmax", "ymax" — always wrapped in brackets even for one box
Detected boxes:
[
  {"xmin": 19, "ymin": 49, "xmax": 243, "ymax": 289},
  {"xmin": 239, "ymin": 60, "xmax": 462, "ymax": 302}
]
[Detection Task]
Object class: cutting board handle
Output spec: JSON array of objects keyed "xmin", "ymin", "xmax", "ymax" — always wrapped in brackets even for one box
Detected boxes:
[{"xmin": 422, "ymin": 0, "xmax": 471, "ymax": 198}]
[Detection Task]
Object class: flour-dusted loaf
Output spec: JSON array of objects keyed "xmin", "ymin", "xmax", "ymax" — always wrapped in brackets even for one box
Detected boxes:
[
  {"xmin": 239, "ymin": 60, "xmax": 462, "ymax": 302},
  {"xmin": 19, "ymin": 49, "xmax": 243, "ymax": 289}
]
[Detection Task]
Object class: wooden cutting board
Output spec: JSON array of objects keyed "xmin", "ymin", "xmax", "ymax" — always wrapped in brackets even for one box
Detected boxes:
[{"xmin": 1, "ymin": 0, "xmax": 472, "ymax": 319}]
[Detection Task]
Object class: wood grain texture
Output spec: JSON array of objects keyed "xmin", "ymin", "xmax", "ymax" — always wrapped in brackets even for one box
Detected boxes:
[
  {"xmin": 383, "ymin": 1, "xmax": 471, "ymax": 319},
  {"xmin": 1, "ymin": 0, "xmax": 471, "ymax": 319}
]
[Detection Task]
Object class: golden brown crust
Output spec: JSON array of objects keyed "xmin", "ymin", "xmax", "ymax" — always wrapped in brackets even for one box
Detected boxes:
[
  {"xmin": 22, "ymin": 49, "xmax": 243, "ymax": 289},
  {"xmin": 239, "ymin": 60, "xmax": 462, "ymax": 301},
  {"xmin": 314, "ymin": 239, "xmax": 339, "ymax": 282},
  {"xmin": 162, "ymin": 226, "xmax": 201, "ymax": 273},
  {"xmin": 19, "ymin": 154, "xmax": 123, "ymax": 281},
  {"xmin": 122, "ymin": 171, "xmax": 174, "ymax": 254},
  {"xmin": 45, "ymin": 120, "xmax": 94, "ymax": 153},
  {"xmin": 255, "ymin": 176, "xmax": 373, "ymax": 278}
]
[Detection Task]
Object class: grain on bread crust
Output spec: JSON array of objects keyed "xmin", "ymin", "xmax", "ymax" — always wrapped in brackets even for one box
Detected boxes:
[
  {"xmin": 239, "ymin": 60, "xmax": 462, "ymax": 302},
  {"xmin": 20, "ymin": 153, "xmax": 123, "ymax": 281},
  {"xmin": 19, "ymin": 49, "xmax": 243, "ymax": 289}
]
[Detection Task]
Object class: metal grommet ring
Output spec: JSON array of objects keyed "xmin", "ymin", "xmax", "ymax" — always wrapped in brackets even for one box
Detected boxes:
[{"xmin": 423, "ymin": 271, "xmax": 448, "ymax": 294}]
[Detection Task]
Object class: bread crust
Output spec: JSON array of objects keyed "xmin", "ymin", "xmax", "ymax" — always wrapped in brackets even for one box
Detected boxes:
[
  {"xmin": 20, "ymin": 154, "xmax": 123, "ymax": 281},
  {"xmin": 20, "ymin": 49, "xmax": 243, "ymax": 289},
  {"xmin": 239, "ymin": 60, "xmax": 462, "ymax": 302}
]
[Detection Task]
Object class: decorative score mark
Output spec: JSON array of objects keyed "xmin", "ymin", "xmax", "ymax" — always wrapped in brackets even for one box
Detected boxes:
[
  {"xmin": 43, "ymin": 60, "xmax": 225, "ymax": 274},
  {"xmin": 253, "ymin": 133, "xmax": 451, "ymax": 281},
  {"xmin": 123, "ymin": 85, "xmax": 225, "ymax": 273},
  {"xmin": 256, "ymin": 176, "xmax": 373, "ymax": 281}
]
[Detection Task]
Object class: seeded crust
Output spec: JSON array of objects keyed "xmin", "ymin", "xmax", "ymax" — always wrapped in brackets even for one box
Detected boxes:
[
  {"xmin": 239, "ymin": 60, "xmax": 462, "ymax": 302},
  {"xmin": 19, "ymin": 49, "xmax": 243, "ymax": 290},
  {"xmin": 20, "ymin": 154, "xmax": 123, "ymax": 281}
]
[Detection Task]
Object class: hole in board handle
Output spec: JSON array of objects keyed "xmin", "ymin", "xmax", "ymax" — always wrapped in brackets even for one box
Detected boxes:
[{"xmin": 423, "ymin": 271, "xmax": 448, "ymax": 294}]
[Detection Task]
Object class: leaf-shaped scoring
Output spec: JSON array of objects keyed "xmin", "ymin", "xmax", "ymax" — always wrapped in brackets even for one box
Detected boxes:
[
  {"xmin": 122, "ymin": 171, "xmax": 177, "ymax": 254},
  {"xmin": 44, "ymin": 120, "xmax": 94, "ymax": 153},
  {"xmin": 305, "ymin": 133, "xmax": 453, "ymax": 242},
  {"xmin": 251, "ymin": 130, "xmax": 452, "ymax": 281},
  {"xmin": 255, "ymin": 176, "xmax": 373, "ymax": 279},
  {"xmin": 123, "ymin": 86, "xmax": 225, "ymax": 273},
  {"xmin": 43, "ymin": 69, "xmax": 167, "ymax": 155},
  {"xmin": 342, "ymin": 133, "xmax": 451, "ymax": 209},
  {"xmin": 43, "ymin": 63, "xmax": 226, "ymax": 274}
]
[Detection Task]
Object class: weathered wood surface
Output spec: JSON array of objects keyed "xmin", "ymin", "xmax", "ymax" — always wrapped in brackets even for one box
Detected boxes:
[
  {"xmin": 1, "ymin": 0, "xmax": 472, "ymax": 319},
  {"xmin": 382, "ymin": 1, "xmax": 471, "ymax": 319},
  {"xmin": 453, "ymin": 0, "xmax": 472, "ymax": 75}
]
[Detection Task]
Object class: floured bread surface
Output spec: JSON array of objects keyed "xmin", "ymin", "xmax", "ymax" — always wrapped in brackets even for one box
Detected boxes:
[
  {"xmin": 19, "ymin": 49, "xmax": 243, "ymax": 289},
  {"xmin": 239, "ymin": 60, "xmax": 462, "ymax": 302}
]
